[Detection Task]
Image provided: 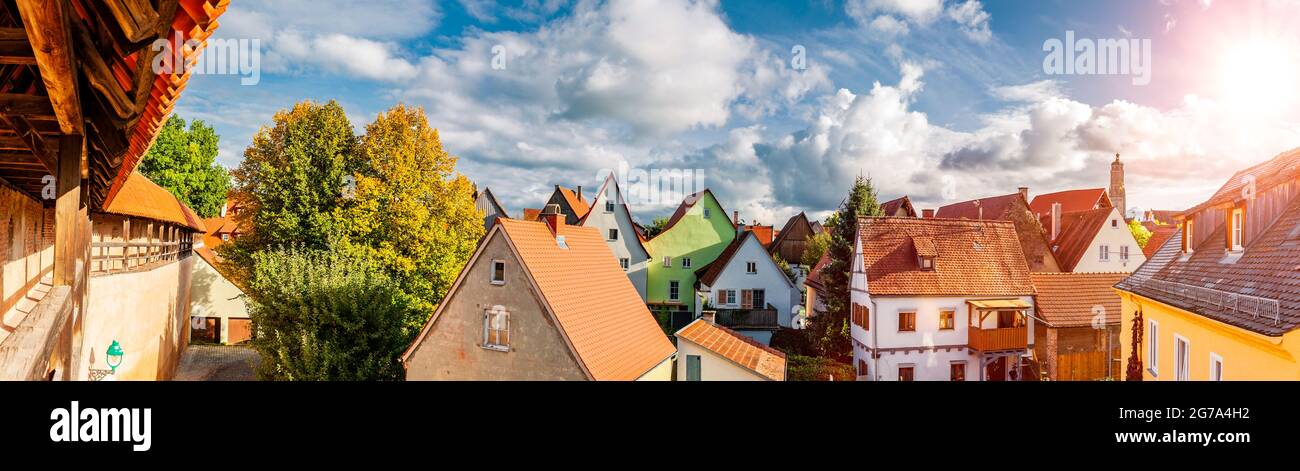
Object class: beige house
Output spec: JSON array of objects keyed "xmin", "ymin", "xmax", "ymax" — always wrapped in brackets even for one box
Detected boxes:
[
  {"xmin": 675, "ymin": 315, "xmax": 786, "ymax": 381},
  {"xmin": 402, "ymin": 205, "xmax": 676, "ymax": 381},
  {"xmin": 189, "ymin": 200, "xmax": 251, "ymax": 345}
]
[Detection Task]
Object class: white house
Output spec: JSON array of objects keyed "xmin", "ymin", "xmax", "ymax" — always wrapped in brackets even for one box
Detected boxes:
[
  {"xmin": 1041, "ymin": 205, "xmax": 1146, "ymax": 272},
  {"xmin": 579, "ymin": 173, "xmax": 650, "ymax": 300},
  {"xmin": 694, "ymin": 231, "xmax": 799, "ymax": 335},
  {"xmin": 675, "ymin": 316, "xmax": 786, "ymax": 381},
  {"xmin": 851, "ymin": 217, "xmax": 1038, "ymax": 381}
]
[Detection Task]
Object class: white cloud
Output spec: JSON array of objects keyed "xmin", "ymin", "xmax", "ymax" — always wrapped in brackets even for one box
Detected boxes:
[
  {"xmin": 869, "ymin": 15, "xmax": 911, "ymax": 36},
  {"xmin": 946, "ymin": 0, "xmax": 991, "ymax": 43},
  {"xmin": 847, "ymin": 0, "xmax": 946, "ymax": 25},
  {"xmin": 848, "ymin": 0, "xmax": 992, "ymax": 43}
]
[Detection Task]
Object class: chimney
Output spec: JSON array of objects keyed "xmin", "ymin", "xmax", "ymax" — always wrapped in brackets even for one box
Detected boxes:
[
  {"xmin": 1018, "ymin": 187, "xmax": 1029, "ymax": 201},
  {"xmin": 922, "ymin": 209, "xmax": 934, "ymax": 218},
  {"xmin": 702, "ymin": 310, "xmax": 716, "ymax": 325},
  {"xmin": 577, "ymin": 186, "xmax": 582, "ymax": 201},
  {"xmin": 1050, "ymin": 202, "xmax": 1062, "ymax": 241},
  {"xmin": 541, "ymin": 203, "xmax": 563, "ymax": 236},
  {"xmin": 733, "ymin": 210, "xmax": 739, "ymax": 225}
]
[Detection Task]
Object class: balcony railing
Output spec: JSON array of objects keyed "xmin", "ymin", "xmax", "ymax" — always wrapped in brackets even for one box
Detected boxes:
[
  {"xmin": 968, "ymin": 326, "xmax": 1027, "ymax": 352},
  {"xmin": 715, "ymin": 308, "xmax": 779, "ymax": 329}
]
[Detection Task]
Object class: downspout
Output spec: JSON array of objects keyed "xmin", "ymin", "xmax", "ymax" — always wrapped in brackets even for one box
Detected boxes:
[{"xmin": 871, "ymin": 298, "xmax": 879, "ymax": 381}]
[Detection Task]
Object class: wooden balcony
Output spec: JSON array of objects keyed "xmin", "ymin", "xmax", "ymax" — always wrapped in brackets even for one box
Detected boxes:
[
  {"xmin": 715, "ymin": 308, "xmax": 779, "ymax": 329},
  {"xmin": 968, "ymin": 326, "xmax": 1027, "ymax": 352}
]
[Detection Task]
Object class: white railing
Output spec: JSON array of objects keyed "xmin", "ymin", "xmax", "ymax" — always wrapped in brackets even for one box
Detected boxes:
[{"xmin": 1137, "ymin": 278, "xmax": 1282, "ymax": 326}]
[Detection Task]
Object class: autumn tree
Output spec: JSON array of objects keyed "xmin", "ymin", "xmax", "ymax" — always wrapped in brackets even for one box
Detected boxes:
[
  {"xmin": 221, "ymin": 100, "xmax": 360, "ymax": 274},
  {"xmin": 338, "ymin": 104, "xmax": 484, "ymax": 332},
  {"xmin": 1128, "ymin": 219, "xmax": 1152, "ymax": 248},
  {"xmin": 811, "ymin": 175, "xmax": 882, "ymax": 360},
  {"xmin": 138, "ymin": 115, "xmax": 230, "ymax": 217}
]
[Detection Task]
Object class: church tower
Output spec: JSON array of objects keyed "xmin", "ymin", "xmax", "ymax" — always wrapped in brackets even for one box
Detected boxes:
[{"xmin": 1110, "ymin": 153, "xmax": 1126, "ymax": 218}]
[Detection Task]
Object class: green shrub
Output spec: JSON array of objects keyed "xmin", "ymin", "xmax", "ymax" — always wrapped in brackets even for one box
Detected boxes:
[
  {"xmin": 787, "ymin": 354, "xmax": 855, "ymax": 381},
  {"xmin": 246, "ymin": 248, "xmax": 422, "ymax": 380}
]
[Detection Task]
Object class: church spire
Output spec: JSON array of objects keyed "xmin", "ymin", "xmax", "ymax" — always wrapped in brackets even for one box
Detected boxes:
[{"xmin": 1110, "ymin": 153, "xmax": 1126, "ymax": 218}]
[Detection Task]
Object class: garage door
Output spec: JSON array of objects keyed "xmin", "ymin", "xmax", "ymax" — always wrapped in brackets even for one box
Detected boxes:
[
  {"xmin": 227, "ymin": 318, "xmax": 253, "ymax": 344},
  {"xmin": 190, "ymin": 316, "xmax": 219, "ymax": 343}
]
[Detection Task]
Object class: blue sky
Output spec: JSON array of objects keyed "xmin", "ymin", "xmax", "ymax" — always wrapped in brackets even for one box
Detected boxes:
[{"xmin": 180, "ymin": 0, "xmax": 1300, "ymax": 224}]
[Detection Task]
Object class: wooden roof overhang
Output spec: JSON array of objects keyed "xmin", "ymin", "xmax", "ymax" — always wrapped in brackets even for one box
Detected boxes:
[{"xmin": 0, "ymin": 0, "xmax": 227, "ymax": 209}]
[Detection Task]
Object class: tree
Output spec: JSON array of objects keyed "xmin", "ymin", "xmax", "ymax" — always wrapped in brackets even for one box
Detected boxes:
[
  {"xmin": 641, "ymin": 216, "xmax": 670, "ymax": 239},
  {"xmin": 138, "ymin": 115, "xmax": 230, "ymax": 217},
  {"xmin": 801, "ymin": 230, "xmax": 831, "ymax": 267},
  {"xmin": 338, "ymin": 104, "xmax": 484, "ymax": 331},
  {"xmin": 772, "ymin": 253, "xmax": 798, "ymax": 286},
  {"xmin": 246, "ymin": 248, "xmax": 417, "ymax": 380},
  {"xmin": 222, "ymin": 100, "xmax": 360, "ymax": 276},
  {"xmin": 811, "ymin": 175, "xmax": 882, "ymax": 360},
  {"xmin": 1128, "ymin": 219, "xmax": 1153, "ymax": 248}
]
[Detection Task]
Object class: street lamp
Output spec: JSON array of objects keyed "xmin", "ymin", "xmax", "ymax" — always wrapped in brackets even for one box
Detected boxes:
[{"xmin": 106, "ymin": 340, "xmax": 124, "ymax": 373}]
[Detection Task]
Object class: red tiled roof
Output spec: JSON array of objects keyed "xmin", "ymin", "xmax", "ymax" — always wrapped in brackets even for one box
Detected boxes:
[
  {"xmin": 522, "ymin": 208, "xmax": 541, "ymax": 221},
  {"xmin": 744, "ymin": 225, "xmax": 774, "ymax": 245},
  {"xmin": 857, "ymin": 217, "xmax": 1034, "ymax": 297},
  {"xmin": 1144, "ymin": 210, "xmax": 1180, "ymax": 225},
  {"xmin": 1143, "ymin": 225, "xmax": 1178, "ymax": 258},
  {"xmin": 102, "ymin": 172, "xmax": 206, "ymax": 232},
  {"xmin": 556, "ymin": 186, "xmax": 590, "ymax": 219},
  {"xmin": 676, "ymin": 319, "xmax": 786, "ymax": 381},
  {"xmin": 934, "ymin": 193, "xmax": 1020, "ymax": 220},
  {"xmin": 881, "ymin": 196, "xmax": 917, "ymax": 217},
  {"xmin": 804, "ymin": 251, "xmax": 831, "ymax": 291},
  {"xmin": 1030, "ymin": 272, "xmax": 1128, "ymax": 327},
  {"xmin": 1028, "ymin": 188, "xmax": 1110, "ymax": 218},
  {"xmin": 1044, "ymin": 208, "xmax": 1112, "ymax": 272}
]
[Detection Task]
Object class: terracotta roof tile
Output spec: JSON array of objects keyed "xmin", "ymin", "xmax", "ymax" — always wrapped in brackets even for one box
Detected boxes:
[
  {"xmin": 497, "ymin": 218, "xmax": 675, "ymax": 380},
  {"xmin": 1182, "ymin": 147, "xmax": 1300, "ymax": 216},
  {"xmin": 934, "ymin": 193, "xmax": 1021, "ymax": 220},
  {"xmin": 804, "ymin": 251, "xmax": 831, "ymax": 291},
  {"xmin": 858, "ymin": 217, "xmax": 1034, "ymax": 296},
  {"xmin": 522, "ymin": 208, "xmax": 541, "ymax": 221},
  {"xmin": 1143, "ymin": 225, "xmax": 1178, "ymax": 258},
  {"xmin": 881, "ymin": 196, "xmax": 917, "ymax": 217},
  {"xmin": 556, "ymin": 187, "xmax": 590, "ymax": 219},
  {"xmin": 743, "ymin": 225, "xmax": 774, "ymax": 245},
  {"xmin": 676, "ymin": 319, "xmax": 786, "ymax": 380},
  {"xmin": 1045, "ymin": 208, "xmax": 1113, "ymax": 272},
  {"xmin": 1028, "ymin": 188, "xmax": 1110, "ymax": 217},
  {"xmin": 102, "ymin": 172, "xmax": 206, "ymax": 232},
  {"xmin": 1030, "ymin": 272, "xmax": 1128, "ymax": 327}
]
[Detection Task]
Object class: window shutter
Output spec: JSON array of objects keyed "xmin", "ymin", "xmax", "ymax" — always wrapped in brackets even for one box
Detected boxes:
[
  {"xmin": 686, "ymin": 355, "xmax": 701, "ymax": 381},
  {"xmin": 742, "ymin": 290, "xmax": 753, "ymax": 309}
]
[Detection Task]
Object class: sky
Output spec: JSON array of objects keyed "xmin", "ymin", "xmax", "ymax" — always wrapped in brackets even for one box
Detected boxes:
[{"xmin": 179, "ymin": 0, "xmax": 1300, "ymax": 226}]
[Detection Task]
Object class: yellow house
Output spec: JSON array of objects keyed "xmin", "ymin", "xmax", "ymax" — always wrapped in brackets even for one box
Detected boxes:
[{"xmin": 1116, "ymin": 148, "xmax": 1300, "ymax": 380}]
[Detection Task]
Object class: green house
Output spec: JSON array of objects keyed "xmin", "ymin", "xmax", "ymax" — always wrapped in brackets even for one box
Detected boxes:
[{"xmin": 644, "ymin": 190, "xmax": 736, "ymax": 330}]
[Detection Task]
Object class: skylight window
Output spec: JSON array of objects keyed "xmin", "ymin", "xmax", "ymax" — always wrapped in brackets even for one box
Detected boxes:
[{"xmin": 556, "ymin": 235, "xmax": 568, "ymax": 249}]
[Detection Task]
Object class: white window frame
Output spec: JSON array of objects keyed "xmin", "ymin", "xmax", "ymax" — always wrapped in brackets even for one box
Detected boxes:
[
  {"xmin": 1174, "ymin": 334, "xmax": 1190, "ymax": 381},
  {"xmin": 619, "ymin": 258, "xmax": 630, "ymax": 270},
  {"xmin": 481, "ymin": 305, "xmax": 510, "ymax": 352},
  {"xmin": 1230, "ymin": 208, "xmax": 1244, "ymax": 251},
  {"xmin": 1209, "ymin": 353, "xmax": 1223, "ymax": 381},
  {"xmin": 746, "ymin": 261, "xmax": 757, "ymax": 274},
  {"xmin": 490, "ymin": 260, "xmax": 506, "ymax": 285},
  {"xmin": 1147, "ymin": 320, "xmax": 1159, "ymax": 377},
  {"xmin": 681, "ymin": 257, "xmax": 692, "ymax": 269},
  {"xmin": 1100, "ymin": 245, "xmax": 1110, "ymax": 261},
  {"xmin": 669, "ymin": 280, "xmax": 680, "ymax": 301},
  {"xmin": 608, "ymin": 228, "xmax": 619, "ymax": 241},
  {"xmin": 1186, "ymin": 220, "xmax": 1195, "ymax": 253},
  {"xmin": 662, "ymin": 256, "xmax": 671, "ymax": 267}
]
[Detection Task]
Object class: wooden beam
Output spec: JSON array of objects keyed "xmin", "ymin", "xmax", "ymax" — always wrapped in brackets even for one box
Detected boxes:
[
  {"xmin": 0, "ymin": 93, "xmax": 56, "ymax": 117},
  {"xmin": 0, "ymin": 114, "xmax": 54, "ymax": 173},
  {"xmin": 53, "ymin": 134, "xmax": 83, "ymax": 286},
  {"xmin": 15, "ymin": 0, "xmax": 82, "ymax": 135},
  {"xmin": 101, "ymin": 0, "xmax": 162, "ymax": 44},
  {"xmin": 0, "ymin": 27, "xmax": 36, "ymax": 65}
]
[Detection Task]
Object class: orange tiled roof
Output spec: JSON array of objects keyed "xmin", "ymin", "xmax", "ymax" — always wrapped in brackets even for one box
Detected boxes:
[
  {"xmin": 858, "ymin": 217, "xmax": 1034, "ymax": 296},
  {"xmin": 556, "ymin": 187, "xmax": 590, "ymax": 219},
  {"xmin": 1029, "ymin": 272, "xmax": 1128, "ymax": 327},
  {"xmin": 881, "ymin": 196, "xmax": 917, "ymax": 217},
  {"xmin": 676, "ymin": 319, "xmax": 786, "ymax": 381},
  {"xmin": 744, "ymin": 225, "xmax": 774, "ymax": 245},
  {"xmin": 1028, "ymin": 188, "xmax": 1111, "ymax": 218},
  {"xmin": 522, "ymin": 208, "xmax": 541, "ymax": 221},
  {"xmin": 1044, "ymin": 208, "xmax": 1113, "ymax": 272},
  {"xmin": 102, "ymin": 172, "xmax": 206, "ymax": 232},
  {"xmin": 934, "ymin": 193, "xmax": 1021, "ymax": 220},
  {"xmin": 103, "ymin": 0, "xmax": 231, "ymax": 209},
  {"xmin": 1143, "ymin": 225, "xmax": 1177, "ymax": 258},
  {"xmin": 495, "ymin": 218, "xmax": 674, "ymax": 380}
]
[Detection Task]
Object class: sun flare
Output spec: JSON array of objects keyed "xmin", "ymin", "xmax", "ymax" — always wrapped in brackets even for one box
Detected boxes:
[{"xmin": 1218, "ymin": 38, "xmax": 1300, "ymax": 113}]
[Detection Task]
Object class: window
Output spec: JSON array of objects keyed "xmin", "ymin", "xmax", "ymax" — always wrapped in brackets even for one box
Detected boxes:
[
  {"xmin": 1147, "ymin": 320, "xmax": 1159, "ymax": 377},
  {"xmin": 1210, "ymin": 353, "xmax": 1223, "ymax": 381},
  {"xmin": 482, "ymin": 306, "xmax": 509, "ymax": 351},
  {"xmin": 703, "ymin": 207, "xmax": 711, "ymax": 219},
  {"xmin": 852, "ymin": 303, "xmax": 870, "ymax": 330},
  {"xmin": 1230, "ymin": 208, "xmax": 1244, "ymax": 250},
  {"xmin": 1100, "ymin": 245, "xmax": 1110, "ymax": 261},
  {"xmin": 950, "ymin": 362, "xmax": 966, "ymax": 381},
  {"xmin": 490, "ymin": 260, "xmax": 506, "ymax": 285},
  {"xmin": 741, "ymin": 290, "xmax": 754, "ymax": 309},
  {"xmin": 669, "ymin": 281, "xmax": 680, "ymax": 301},
  {"xmin": 898, "ymin": 311, "xmax": 916, "ymax": 332},
  {"xmin": 1120, "ymin": 245, "xmax": 1129, "ymax": 261},
  {"xmin": 997, "ymin": 310, "xmax": 1024, "ymax": 328},
  {"xmin": 857, "ymin": 360, "xmax": 870, "ymax": 378},
  {"xmin": 662, "ymin": 256, "xmax": 671, "ymax": 267},
  {"xmin": 919, "ymin": 256, "xmax": 934, "ymax": 270},
  {"xmin": 1185, "ymin": 219, "xmax": 1195, "ymax": 253},
  {"xmin": 751, "ymin": 289, "xmax": 766, "ymax": 310},
  {"xmin": 1112, "ymin": 219, "xmax": 1118, "ymax": 228},
  {"xmin": 746, "ymin": 261, "xmax": 757, "ymax": 274},
  {"xmin": 605, "ymin": 200, "xmax": 615, "ymax": 213},
  {"xmin": 898, "ymin": 366, "xmax": 915, "ymax": 381},
  {"xmin": 681, "ymin": 257, "xmax": 692, "ymax": 269},
  {"xmin": 938, "ymin": 310, "xmax": 955, "ymax": 330},
  {"xmin": 221, "ymin": 233, "xmax": 230, "ymax": 241},
  {"xmin": 686, "ymin": 355, "xmax": 701, "ymax": 381},
  {"xmin": 620, "ymin": 258, "xmax": 630, "ymax": 270},
  {"xmin": 1175, "ymin": 335, "xmax": 1190, "ymax": 381},
  {"xmin": 608, "ymin": 228, "xmax": 619, "ymax": 241},
  {"xmin": 717, "ymin": 289, "xmax": 736, "ymax": 306}
]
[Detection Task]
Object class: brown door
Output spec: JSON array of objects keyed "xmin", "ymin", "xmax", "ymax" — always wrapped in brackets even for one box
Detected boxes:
[
  {"xmin": 190, "ymin": 316, "xmax": 219, "ymax": 343},
  {"xmin": 227, "ymin": 318, "xmax": 253, "ymax": 344},
  {"xmin": 986, "ymin": 357, "xmax": 1006, "ymax": 381}
]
